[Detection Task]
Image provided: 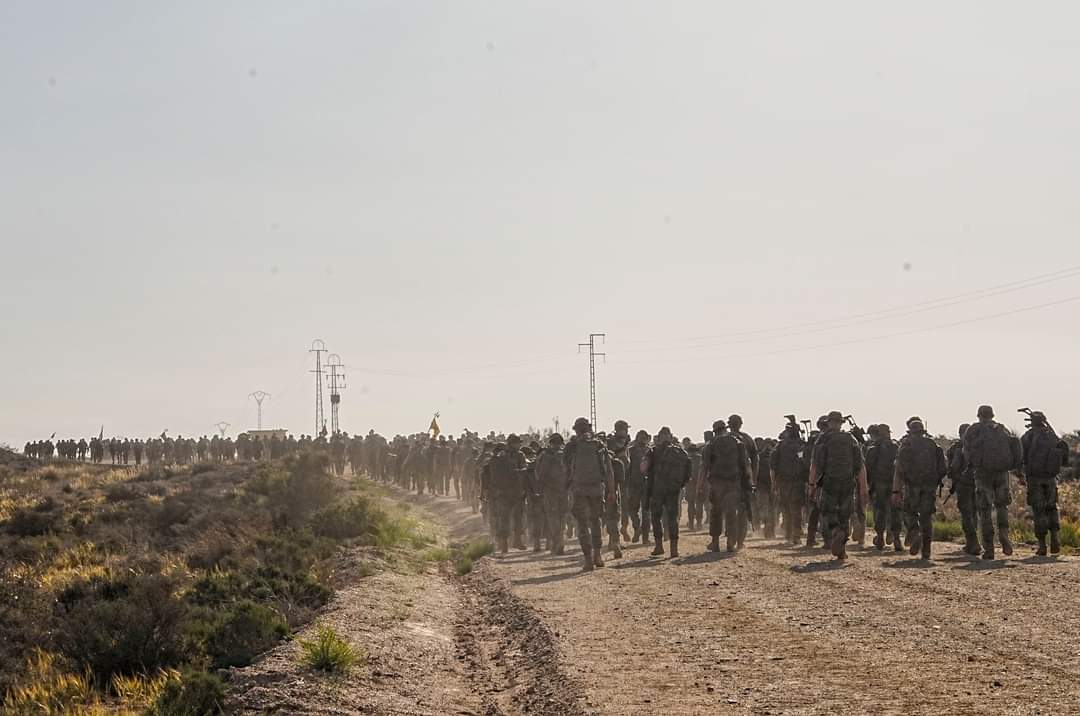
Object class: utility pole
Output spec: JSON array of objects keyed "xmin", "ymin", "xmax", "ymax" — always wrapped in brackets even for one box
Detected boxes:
[
  {"xmin": 249, "ymin": 391, "xmax": 271, "ymax": 430},
  {"xmin": 553, "ymin": 416, "xmax": 560, "ymax": 435},
  {"xmin": 309, "ymin": 339, "xmax": 327, "ymax": 436},
  {"xmin": 214, "ymin": 421, "xmax": 230, "ymax": 438},
  {"xmin": 577, "ymin": 333, "xmax": 605, "ymax": 430},
  {"xmin": 327, "ymin": 354, "xmax": 346, "ymax": 434}
]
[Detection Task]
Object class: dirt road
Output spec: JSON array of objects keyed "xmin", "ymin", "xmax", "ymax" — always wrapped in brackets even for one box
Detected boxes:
[{"xmin": 233, "ymin": 489, "xmax": 1080, "ymax": 715}]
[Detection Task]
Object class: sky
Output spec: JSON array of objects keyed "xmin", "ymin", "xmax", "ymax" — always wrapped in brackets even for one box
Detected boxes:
[{"xmin": 3, "ymin": 1, "xmax": 1080, "ymax": 446}]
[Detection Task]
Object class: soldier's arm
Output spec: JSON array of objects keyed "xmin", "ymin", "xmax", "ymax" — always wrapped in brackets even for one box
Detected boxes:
[{"xmin": 603, "ymin": 453, "xmax": 616, "ymax": 498}]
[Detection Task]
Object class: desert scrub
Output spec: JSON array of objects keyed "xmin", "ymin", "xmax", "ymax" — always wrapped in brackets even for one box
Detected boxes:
[
  {"xmin": 147, "ymin": 670, "xmax": 225, "ymax": 716},
  {"xmin": 299, "ymin": 623, "xmax": 362, "ymax": 673}
]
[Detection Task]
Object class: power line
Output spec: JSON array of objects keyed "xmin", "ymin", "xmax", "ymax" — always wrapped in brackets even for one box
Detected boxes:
[
  {"xmin": 614, "ymin": 292, "xmax": 1080, "ymax": 367},
  {"xmin": 617, "ymin": 263, "xmax": 1080, "ymax": 348},
  {"xmin": 327, "ymin": 354, "xmax": 346, "ymax": 434},
  {"xmin": 578, "ymin": 333, "xmax": 605, "ymax": 429},
  {"xmin": 614, "ymin": 269, "xmax": 1080, "ymax": 355},
  {"xmin": 248, "ymin": 391, "xmax": 271, "ymax": 430}
]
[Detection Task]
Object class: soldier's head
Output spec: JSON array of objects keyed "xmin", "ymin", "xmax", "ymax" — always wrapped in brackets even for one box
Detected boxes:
[
  {"xmin": 614, "ymin": 419, "xmax": 630, "ymax": 438},
  {"xmin": 826, "ymin": 411, "xmax": 844, "ymax": 430},
  {"xmin": 977, "ymin": 405, "xmax": 995, "ymax": 422},
  {"xmin": 957, "ymin": 423, "xmax": 970, "ymax": 438},
  {"xmin": 728, "ymin": 414, "xmax": 743, "ymax": 431},
  {"xmin": 905, "ymin": 416, "xmax": 922, "ymax": 430},
  {"xmin": 572, "ymin": 417, "xmax": 592, "ymax": 436},
  {"xmin": 681, "ymin": 437, "xmax": 692, "ymax": 449},
  {"xmin": 878, "ymin": 424, "xmax": 891, "ymax": 438},
  {"xmin": 817, "ymin": 415, "xmax": 830, "ymax": 431},
  {"xmin": 754, "ymin": 437, "xmax": 764, "ymax": 449},
  {"xmin": 907, "ymin": 419, "xmax": 925, "ymax": 435},
  {"xmin": 506, "ymin": 434, "xmax": 522, "ymax": 449},
  {"xmin": 656, "ymin": 426, "xmax": 673, "ymax": 445},
  {"xmin": 711, "ymin": 419, "xmax": 727, "ymax": 435},
  {"xmin": 867, "ymin": 424, "xmax": 880, "ymax": 441},
  {"xmin": 703, "ymin": 430, "xmax": 713, "ymax": 443},
  {"xmin": 634, "ymin": 429, "xmax": 649, "ymax": 445}
]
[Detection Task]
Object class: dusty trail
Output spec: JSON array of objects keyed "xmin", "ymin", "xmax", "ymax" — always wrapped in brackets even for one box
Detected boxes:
[
  {"xmin": 416, "ymin": 491, "xmax": 1080, "ymax": 715},
  {"xmin": 230, "ymin": 487, "xmax": 1078, "ymax": 715}
]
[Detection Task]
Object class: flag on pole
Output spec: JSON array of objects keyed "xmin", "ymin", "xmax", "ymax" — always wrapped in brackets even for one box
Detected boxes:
[{"xmin": 429, "ymin": 412, "xmax": 441, "ymax": 438}]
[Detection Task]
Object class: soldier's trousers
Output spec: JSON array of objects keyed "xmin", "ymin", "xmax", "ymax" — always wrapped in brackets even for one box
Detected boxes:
[
  {"xmin": 709, "ymin": 480, "xmax": 741, "ymax": 548},
  {"xmin": 954, "ymin": 479, "xmax": 978, "ymax": 542},
  {"xmin": 491, "ymin": 497, "xmax": 514, "ymax": 540},
  {"xmin": 871, "ymin": 484, "xmax": 902, "ymax": 537},
  {"xmin": 756, "ymin": 483, "xmax": 775, "ymax": 537},
  {"xmin": 777, "ymin": 479, "xmax": 804, "ymax": 542},
  {"xmin": 571, "ymin": 495, "xmax": 604, "ymax": 555},
  {"xmin": 650, "ymin": 488, "xmax": 681, "ymax": 542},
  {"xmin": 850, "ymin": 488, "xmax": 866, "ymax": 543},
  {"xmin": 605, "ymin": 488, "xmax": 622, "ymax": 545},
  {"xmin": 510, "ymin": 499, "xmax": 525, "ymax": 545},
  {"xmin": 818, "ymin": 478, "xmax": 855, "ymax": 543},
  {"xmin": 543, "ymin": 491, "xmax": 568, "ymax": 551},
  {"xmin": 527, "ymin": 495, "xmax": 546, "ymax": 546},
  {"xmin": 975, "ymin": 469, "xmax": 1011, "ymax": 547},
  {"xmin": 622, "ymin": 487, "xmax": 644, "ymax": 534},
  {"xmin": 1026, "ymin": 477, "xmax": 1060, "ymax": 538},
  {"xmin": 903, "ymin": 482, "xmax": 936, "ymax": 547},
  {"xmin": 686, "ymin": 489, "xmax": 703, "ymax": 528}
]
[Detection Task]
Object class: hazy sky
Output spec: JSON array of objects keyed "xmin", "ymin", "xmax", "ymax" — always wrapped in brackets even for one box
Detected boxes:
[{"xmin": 3, "ymin": 1, "xmax": 1080, "ymax": 446}]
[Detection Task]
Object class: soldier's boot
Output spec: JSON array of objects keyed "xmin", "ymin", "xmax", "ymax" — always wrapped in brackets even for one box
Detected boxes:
[
  {"xmin": 593, "ymin": 550, "xmax": 605, "ymax": 568},
  {"xmin": 1037, "ymin": 534, "xmax": 1048, "ymax": 557},
  {"xmin": 498, "ymin": 537, "xmax": 509, "ymax": 555},
  {"xmin": 707, "ymin": 537, "xmax": 721, "ymax": 552},
  {"xmin": 621, "ymin": 526, "xmax": 631, "ymax": 542},
  {"xmin": 513, "ymin": 536, "xmax": 527, "ymax": 551},
  {"xmin": 920, "ymin": 526, "xmax": 932, "ymax": 560},
  {"xmin": 669, "ymin": 539, "xmax": 679, "ymax": 559},
  {"xmin": 908, "ymin": 530, "xmax": 922, "ymax": 557},
  {"xmin": 1000, "ymin": 534, "xmax": 1014, "ymax": 557},
  {"xmin": 982, "ymin": 531, "xmax": 995, "ymax": 559},
  {"xmin": 891, "ymin": 531, "xmax": 903, "ymax": 552},
  {"xmin": 631, "ymin": 527, "xmax": 641, "ymax": 543},
  {"xmin": 532, "ymin": 538, "xmax": 542, "ymax": 553},
  {"xmin": 830, "ymin": 529, "xmax": 847, "ymax": 560},
  {"xmin": 650, "ymin": 538, "xmax": 664, "ymax": 557},
  {"xmin": 884, "ymin": 531, "xmax": 893, "ymax": 546},
  {"xmin": 873, "ymin": 531, "xmax": 884, "ymax": 551},
  {"xmin": 1050, "ymin": 530, "xmax": 1061, "ymax": 555},
  {"xmin": 962, "ymin": 534, "xmax": 979, "ymax": 555},
  {"xmin": 613, "ymin": 543, "xmax": 623, "ymax": 559},
  {"xmin": 581, "ymin": 549, "xmax": 594, "ymax": 572},
  {"xmin": 904, "ymin": 531, "xmax": 913, "ymax": 548}
]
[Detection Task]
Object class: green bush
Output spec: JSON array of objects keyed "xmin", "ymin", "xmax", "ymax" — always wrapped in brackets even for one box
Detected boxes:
[
  {"xmin": 202, "ymin": 600, "xmax": 288, "ymax": 669},
  {"xmin": 1058, "ymin": 520, "xmax": 1080, "ymax": 549},
  {"xmin": 153, "ymin": 495, "xmax": 196, "ymax": 533},
  {"xmin": 933, "ymin": 519, "xmax": 964, "ymax": 542},
  {"xmin": 298, "ymin": 624, "xmax": 361, "ymax": 673},
  {"xmin": 267, "ymin": 453, "xmax": 336, "ymax": 523},
  {"xmin": 312, "ymin": 496, "xmax": 386, "ymax": 541},
  {"xmin": 105, "ymin": 482, "xmax": 141, "ymax": 502},
  {"xmin": 148, "ymin": 670, "xmax": 225, "ymax": 716},
  {"xmin": 454, "ymin": 557, "xmax": 474, "ymax": 575},
  {"xmin": 6, "ymin": 506, "xmax": 59, "ymax": 536},
  {"xmin": 191, "ymin": 463, "xmax": 215, "ymax": 476},
  {"xmin": 56, "ymin": 572, "xmax": 187, "ymax": 682},
  {"xmin": 462, "ymin": 537, "xmax": 494, "ymax": 562}
]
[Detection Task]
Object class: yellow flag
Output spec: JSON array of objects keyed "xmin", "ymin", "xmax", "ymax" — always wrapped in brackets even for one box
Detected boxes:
[{"xmin": 429, "ymin": 413, "xmax": 441, "ymax": 438}]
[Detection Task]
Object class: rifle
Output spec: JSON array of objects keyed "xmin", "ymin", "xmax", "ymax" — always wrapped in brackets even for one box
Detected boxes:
[{"xmin": 844, "ymin": 415, "xmax": 867, "ymax": 445}]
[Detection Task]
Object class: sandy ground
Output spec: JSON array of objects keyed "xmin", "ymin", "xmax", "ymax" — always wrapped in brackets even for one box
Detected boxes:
[{"xmin": 230, "ymin": 489, "xmax": 1080, "ymax": 715}]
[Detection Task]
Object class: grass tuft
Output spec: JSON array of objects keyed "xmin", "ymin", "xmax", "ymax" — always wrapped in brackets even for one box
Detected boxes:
[{"xmin": 298, "ymin": 623, "xmax": 362, "ymax": 673}]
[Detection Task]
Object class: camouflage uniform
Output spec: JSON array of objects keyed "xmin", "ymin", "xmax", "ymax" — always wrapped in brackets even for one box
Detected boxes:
[
  {"xmin": 962, "ymin": 412, "xmax": 1016, "ymax": 558},
  {"xmin": 866, "ymin": 432, "xmax": 901, "ymax": 551},
  {"xmin": 771, "ymin": 431, "xmax": 806, "ymax": 544},
  {"xmin": 685, "ymin": 444, "xmax": 704, "ymax": 530},
  {"xmin": 624, "ymin": 437, "xmax": 651, "ymax": 542},
  {"xmin": 946, "ymin": 427, "xmax": 980, "ymax": 555},
  {"xmin": 643, "ymin": 434, "xmax": 692, "ymax": 557},
  {"xmin": 702, "ymin": 427, "xmax": 750, "ymax": 552},
  {"xmin": 894, "ymin": 426, "xmax": 944, "ymax": 559},
  {"xmin": 535, "ymin": 443, "xmax": 569, "ymax": 554},
  {"xmin": 568, "ymin": 431, "xmax": 615, "ymax": 570},
  {"xmin": 812, "ymin": 423, "xmax": 865, "ymax": 559},
  {"xmin": 487, "ymin": 445, "xmax": 527, "ymax": 553},
  {"xmin": 1021, "ymin": 420, "xmax": 1069, "ymax": 555},
  {"xmin": 755, "ymin": 441, "xmax": 776, "ymax": 538}
]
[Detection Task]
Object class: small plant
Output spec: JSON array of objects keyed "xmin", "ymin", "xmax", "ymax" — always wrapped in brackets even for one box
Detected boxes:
[
  {"xmin": 3, "ymin": 649, "xmax": 102, "ymax": 714},
  {"xmin": 1058, "ymin": 520, "xmax": 1080, "ymax": 549},
  {"xmin": 298, "ymin": 623, "xmax": 362, "ymax": 673},
  {"xmin": 148, "ymin": 670, "xmax": 225, "ymax": 716},
  {"xmin": 461, "ymin": 537, "xmax": 494, "ymax": 562},
  {"xmin": 454, "ymin": 557, "xmax": 474, "ymax": 575},
  {"xmin": 932, "ymin": 519, "xmax": 964, "ymax": 542},
  {"xmin": 423, "ymin": 546, "xmax": 452, "ymax": 562}
]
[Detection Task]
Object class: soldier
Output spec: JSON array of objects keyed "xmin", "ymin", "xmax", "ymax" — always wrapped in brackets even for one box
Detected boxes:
[
  {"xmin": 962, "ymin": 406, "xmax": 1016, "ymax": 559},
  {"xmin": 623, "ymin": 430, "xmax": 651, "ymax": 543},
  {"xmin": 522, "ymin": 445, "xmax": 545, "ymax": 552},
  {"xmin": 866, "ymin": 424, "xmax": 901, "ymax": 552},
  {"xmin": 1021, "ymin": 411, "xmax": 1069, "ymax": 556},
  {"xmin": 567, "ymin": 418, "xmax": 616, "ymax": 571},
  {"xmin": 132, "ymin": 439, "xmax": 144, "ymax": 466},
  {"xmin": 771, "ymin": 422, "xmax": 806, "ymax": 545},
  {"xmin": 487, "ymin": 437, "xmax": 527, "ymax": 554},
  {"xmin": 805, "ymin": 416, "xmax": 829, "ymax": 548},
  {"xmin": 810, "ymin": 411, "xmax": 869, "ymax": 561},
  {"xmin": 536, "ymin": 433, "xmax": 569, "ymax": 554},
  {"xmin": 728, "ymin": 415, "xmax": 758, "ymax": 545},
  {"xmin": 605, "ymin": 432, "xmax": 627, "ymax": 559},
  {"xmin": 642, "ymin": 426, "xmax": 692, "ymax": 558},
  {"xmin": 892, "ymin": 418, "xmax": 945, "ymax": 560},
  {"xmin": 756, "ymin": 438, "xmax": 776, "ymax": 538},
  {"xmin": 946, "ymin": 424, "xmax": 981, "ymax": 555},
  {"xmin": 330, "ymin": 432, "xmax": 347, "ymax": 476},
  {"xmin": 699, "ymin": 419, "xmax": 751, "ymax": 552},
  {"xmin": 685, "ymin": 442, "xmax": 704, "ymax": 530}
]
